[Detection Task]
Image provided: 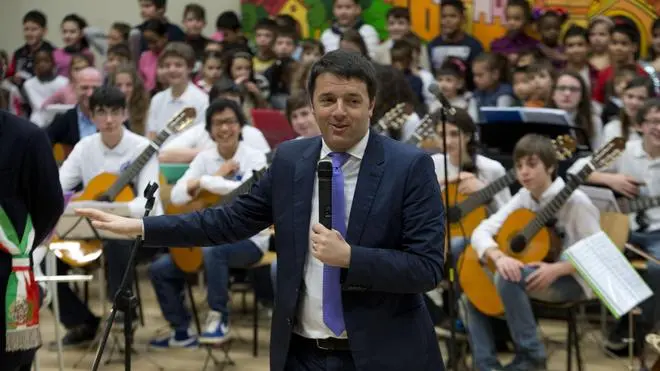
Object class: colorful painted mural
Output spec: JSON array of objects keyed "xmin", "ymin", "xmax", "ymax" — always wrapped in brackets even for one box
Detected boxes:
[{"xmin": 240, "ymin": 0, "xmax": 658, "ymax": 57}]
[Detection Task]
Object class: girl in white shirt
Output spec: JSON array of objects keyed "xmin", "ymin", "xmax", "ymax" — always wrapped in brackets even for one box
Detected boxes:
[
  {"xmin": 23, "ymin": 50, "xmax": 69, "ymax": 127},
  {"xmin": 603, "ymin": 76, "xmax": 654, "ymax": 144}
]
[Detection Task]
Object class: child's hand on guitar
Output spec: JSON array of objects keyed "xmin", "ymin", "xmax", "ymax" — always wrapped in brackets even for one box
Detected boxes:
[
  {"xmin": 215, "ymin": 160, "xmax": 240, "ymax": 177},
  {"xmin": 458, "ymin": 174, "xmax": 485, "ymax": 195},
  {"xmin": 601, "ymin": 173, "xmax": 643, "ymax": 199},
  {"xmin": 525, "ymin": 262, "xmax": 561, "ymax": 292},
  {"xmin": 494, "ymin": 255, "xmax": 524, "ymax": 282}
]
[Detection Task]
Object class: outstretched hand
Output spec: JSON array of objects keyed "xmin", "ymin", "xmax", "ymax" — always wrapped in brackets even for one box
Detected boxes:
[{"xmin": 74, "ymin": 208, "xmax": 144, "ymax": 238}]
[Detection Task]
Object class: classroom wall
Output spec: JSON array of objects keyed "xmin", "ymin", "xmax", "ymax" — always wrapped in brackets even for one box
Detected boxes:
[{"xmin": 0, "ymin": 0, "xmax": 241, "ymax": 54}]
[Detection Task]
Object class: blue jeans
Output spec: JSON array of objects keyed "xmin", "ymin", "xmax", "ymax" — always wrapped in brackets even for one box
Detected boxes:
[
  {"xmin": 450, "ymin": 237, "xmax": 469, "ymax": 294},
  {"xmin": 463, "ymin": 266, "xmax": 585, "ymax": 371},
  {"xmin": 149, "ymin": 240, "xmax": 263, "ymax": 331},
  {"xmin": 628, "ymin": 231, "xmax": 660, "ymax": 327}
]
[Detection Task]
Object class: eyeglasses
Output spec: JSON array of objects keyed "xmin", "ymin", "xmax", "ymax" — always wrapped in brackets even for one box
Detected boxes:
[
  {"xmin": 211, "ymin": 118, "xmax": 240, "ymax": 126},
  {"xmin": 555, "ymin": 85, "xmax": 581, "ymax": 93}
]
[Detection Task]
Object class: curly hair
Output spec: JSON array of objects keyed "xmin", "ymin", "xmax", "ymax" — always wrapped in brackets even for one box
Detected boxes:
[{"xmin": 109, "ymin": 64, "xmax": 150, "ymax": 135}]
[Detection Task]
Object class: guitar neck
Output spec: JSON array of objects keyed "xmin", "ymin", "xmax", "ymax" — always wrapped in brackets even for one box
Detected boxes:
[
  {"xmin": 458, "ymin": 168, "xmax": 516, "ymax": 215},
  {"xmin": 105, "ymin": 129, "xmax": 171, "ymax": 200},
  {"xmin": 618, "ymin": 196, "xmax": 660, "ymax": 214},
  {"xmin": 521, "ymin": 163, "xmax": 595, "ymax": 240},
  {"xmin": 215, "ymin": 166, "xmax": 268, "ymax": 206}
]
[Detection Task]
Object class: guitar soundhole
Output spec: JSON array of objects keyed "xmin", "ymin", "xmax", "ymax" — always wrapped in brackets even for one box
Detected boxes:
[
  {"xmin": 509, "ymin": 234, "xmax": 527, "ymax": 254},
  {"xmin": 95, "ymin": 193, "xmax": 112, "ymax": 202},
  {"xmin": 447, "ymin": 206, "xmax": 462, "ymax": 223}
]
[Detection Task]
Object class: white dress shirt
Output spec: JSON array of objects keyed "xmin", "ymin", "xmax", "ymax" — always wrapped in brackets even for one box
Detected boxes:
[
  {"xmin": 432, "ymin": 153, "xmax": 512, "ymax": 212},
  {"xmin": 470, "ymin": 177, "xmax": 601, "ymax": 298},
  {"xmin": 162, "ymin": 123, "xmax": 271, "ymax": 155},
  {"xmin": 171, "ymin": 141, "xmax": 270, "ymax": 252},
  {"xmin": 602, "ymin": 119, "xmax": 642, "ymax": 144},
  {"xmin": 146, "ymin": 82, "xmax": 208, "ymax": 141},
  {"xmin": 58, "ymin": 128, "xmax": 163, "ymax": 217},
  {"xmin": 294, "ymin": 131, "xmax": 370, "ymax": 339},
  {"xmin": 569, "ymin": 140, "xmax": 660, "ymax": 232}
]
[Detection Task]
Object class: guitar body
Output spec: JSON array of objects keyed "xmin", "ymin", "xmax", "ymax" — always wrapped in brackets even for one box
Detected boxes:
[
  {"xmin": 443, "ymin": 182, "xmax": 488, "ymax": 239},
  {"xmin": 166, "ymin": 191, "xmax": 221, "ymax": 273},
  {"xmin": 459, "ymin": 208, "xmax": 553, "ymax": 317},
  {"xmin": 53, "ymin": 173, "xmax": 136, "ymax": 267}
]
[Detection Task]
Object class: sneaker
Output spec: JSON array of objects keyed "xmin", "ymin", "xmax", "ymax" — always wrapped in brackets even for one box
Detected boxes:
[
  {"xmin": 199, "ymin": 311, "xmax": 230, "ymax": 345},
  {"xmin": 149, "ymin": 329, "xmax": 198, "ymax": 349},
  {"xmin": 503, "ymin": 356, "xmax": 547, "ymax": 371},
  {"xmin": 48, "ymin": 318, "xmax": 100, "ymax": 350}
]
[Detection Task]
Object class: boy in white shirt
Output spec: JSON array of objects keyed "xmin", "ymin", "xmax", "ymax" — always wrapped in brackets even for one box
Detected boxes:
[
  {"xmin": 568, "ymin": 98, "xmax": 660, "ymax": 354},
  {"xmin": 286, "ymin": 90, "xmax": 321, "ymax": 139},
  {"xmin": 23, "ymin": 49, "xmax": 69, "ymax": 127},
  {"xmin": 55, "ymin": 86, "xmax": 163, "ymax": 347},
  {"xmin": 149, "ymin": 98, "xmax": 270, "ymax": 347},
  {"xmin": 320, "ymin": 0, "xmax": 379, "ymax": 59},
  {"xmin": 158, "ymin": 80, "xmax": 270, "ymax": 163},
  {"xmin": 146, "ymin": 42, "xmax": 208, "ymax": 141},
  {"xmin": 466, "ymin": 134, "xmax": 601, "ymax": 371}
]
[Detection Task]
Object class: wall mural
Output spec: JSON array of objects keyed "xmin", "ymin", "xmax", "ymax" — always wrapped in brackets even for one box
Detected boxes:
[{"xmin": 241, "ymin": 0, "xmax": 659, "ymax": 57}]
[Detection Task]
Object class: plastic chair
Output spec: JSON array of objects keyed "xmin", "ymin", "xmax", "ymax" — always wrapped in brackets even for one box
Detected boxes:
[{"xmin": 250, "ymin": 109, "xmax": 296, "ymax": 149}]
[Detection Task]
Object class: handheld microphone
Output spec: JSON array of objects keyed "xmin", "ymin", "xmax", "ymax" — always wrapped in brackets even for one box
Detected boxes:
[
  {"xmin": 428, "ymin": 83, "xmax": 456, "ymax": 115},
  {"xmin": 317, "ymin": 160, "xmax": 333, "ymax": 229}
]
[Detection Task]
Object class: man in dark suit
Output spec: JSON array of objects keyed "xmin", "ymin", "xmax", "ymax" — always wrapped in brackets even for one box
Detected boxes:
[
  {"xmin": 0, "ymin": 111, "xmax": 64, "ymax": 370},
  {"xmin": 77, "ymin": 49, "xmax": 446, "ymax": 371}
]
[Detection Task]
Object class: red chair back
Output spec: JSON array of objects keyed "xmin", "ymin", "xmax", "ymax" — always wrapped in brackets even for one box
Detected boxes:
[{"xmin": 251, "ymin": 109, "xmax": 296, "ymax": 149}]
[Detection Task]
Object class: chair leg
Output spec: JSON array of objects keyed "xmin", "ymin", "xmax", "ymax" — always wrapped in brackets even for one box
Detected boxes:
[
  {"xmin": 566, "ymin": 308, "xmax": 574, "ymax": 371},
  {"xmin": 133, "ymin": 269, "xmax": 145, "ymax": 326},
  {"xmin": 253, "ymin": 284, "xmax": 259, "ymax": 357},
  {"xmin": 186, "ymin": 281, "xmax": 202, "ymax": 334},
  {"xmin": 571, "ymin": 309, "xmax": 584, "ymax": 371}
]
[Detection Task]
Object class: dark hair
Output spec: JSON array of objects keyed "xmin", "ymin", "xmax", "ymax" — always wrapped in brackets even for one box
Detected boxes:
[
  {"xmin": 216, "ymin": 11, "xmax": 241, "ymax": 31},
  {"xmin": 34, "ymin": 49, "xmax": 54, "ymax": 67},
  {"xmin": 527, "ymin": 59, "xmax": 557, "ymax": 81},
  {"xmin": 89, "ymin": 86, "xmax": 126, "ymax": 111},
  {"xmin": 588, "ymin": 16, "xmax": 614, "ymax": 34},
  {"xmin": 534, "ymin": 8, "xmax": 568, "ymax": 25},
  {"xmin": 307, "ymin": 49, "xmax": 378, "ymax": 103},
  {"xmin": 391, "ymin": 39, "xmax": 414, "ymax": 68},
  {"xmin": 506, "ymin": 0, "xmax": 532, "ymax": 23},
  {"xmin": 183, "ymin": 3, "xmax": 206, "ymax": 21},
  {"xmin": 108, "ymin": 43, "xmax": 131, "ymax": 61},
  {"xmin": 649, "ymin": 18, "xmax": 660, "ymax": 60},
  {"xmin": 549, "ymin": 71, "xmax": 594, "ymax": 145},
  {"xmin": 140, "ymin": 0, "xmax": 167, "ymax": 9},
  {"xmin": 159, "ymin": 42, "xmax": 196, "ymax": 69},
  {"xmin": 437, "ymin": 57, "xmax": 467, "ymax": 80},
  {"xmin": 223, "ymin": 51, "xmax": 254, "ymax": 81},
  {"xmin": 300, "ymin": 39, "xmax": 324, "ymax": 55},
  {"xmin": 333, "ymin": 0, "xmax": 359, "ymax": 4},
  {"xmin": 202, "ymin": 50, "xmax": 222, "ymax": 65},
  {"xmin": 441, "ymin": 0, "xmax": 466, "ymax": 14},
  {"xmin": 401, "ymin": 33, "xmax": 422, "ymax": 52},
  {"xmin": 143, "ymin": 19, "xmax": 168, "ymax": 36},
  {"xmin": 620, "ymin": 76, "xmax": 655, "ymax": 141},
  {"xmin": 604, "ymin": 64, "xmax": 639, "ymax": 100},
  {"xmin": 61, "ymin": 14, "xmax": 89, "ymax": 49},
  {"xmin": 23, "ymin": 10, "xmax": 47, "ymax": 28},
  {"xmin": 387, "ymin": 7, "xmax": 410, "ymax": 20},
  {"xmin": 513, "ymin": 134, "xmax": 558, "ymax": 176},
  {"xmin": 285, "ymin": 90, "xmax": 311, "ymax": 122},
  {"xmin": 611, "ymin": 16, "xmax": 641, "ymax": 60},
  {"xmin": 255, "ymin": 18, "xmax": 278, "ymax": 33},
  {"xmin": 204, "ymin": 98, "xmax": 247, "ymax": 133},
  {"xmin": 209, "ymin": 78, "xmax": 244, "ymax": 104},
  {"xmin": 371, "ymin": 64, "xmax": 419, "ymax": 136},
  {"xmin": 340, "ymin": 29, "xmax": 369, "ymax": 58},
  {"xmin": 274, "ymin": 14, "xmax": 299, "ymax": 34},
  {"xmin": 110, "ymin": 22, "xmax": 131, "ymax": 41},
  {"xmin": 68, "ymin": 53, "xmax": 92, "ymax": 77},
  {"xmin": 563, "ymin": 24, "xmax": 589, "ymax": 44},
  {"xmin": 473, "ymin": 52, "xmax": 509, "ymax": 83},
  {"xmin": 276, "ymin": 26, "xmax": 299, "ymax": 43},
  {"xmin": 432, "ymin": 106, "xmax": 479, "ymax": 172},
  {"xmin": 636, "ymin": 97, "xmax": 660, "ymax": 126}
]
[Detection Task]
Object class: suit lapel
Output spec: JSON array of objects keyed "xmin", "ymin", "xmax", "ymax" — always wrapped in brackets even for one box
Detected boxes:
[
  {"xmin": 346, "ymin": 133, "xmax": 385, "ymax": 244},
  {"xmin": 293, "ymin": 138, "xmax": 321, "ymax": 266}
]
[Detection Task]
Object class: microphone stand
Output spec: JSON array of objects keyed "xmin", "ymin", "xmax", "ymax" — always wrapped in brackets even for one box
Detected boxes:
[
  {"xmin": 440, "ymin": 104, "xmax": 458, "ymax": 371},
  {"xmin": 91, "ymin": 182, "xmax": 159, "ymax": 371}
]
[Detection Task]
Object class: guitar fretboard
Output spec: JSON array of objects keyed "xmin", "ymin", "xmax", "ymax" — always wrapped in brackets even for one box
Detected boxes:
[
  {"xmin": 215, "ymin": 166, "xmax": 268, "ymax": 206},
  {"xmin": 457, "ymin": 168, "xmax": 517, "ymax": 215},
  {"xmin": 618, "ymin": 196, "xmax": 660, "ymax": 214},
  {"xmin": 405, "ymin": 115, "xmax": 432, "ymax": 147},
  {"xmin": 105, "ymin": 129, "xmax": 171, "ymax": 200},
  {"xmin": 521, "ymin": 162, "xmax": 595, "ymax": 241}
]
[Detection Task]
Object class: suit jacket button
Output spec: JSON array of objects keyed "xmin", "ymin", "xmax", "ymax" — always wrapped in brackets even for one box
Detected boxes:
[{"xmin": 286, "ymin": 318, "xmax": 292, "ymax": 326}]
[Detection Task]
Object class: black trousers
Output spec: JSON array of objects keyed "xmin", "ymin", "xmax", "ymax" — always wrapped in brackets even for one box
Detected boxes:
[
  {"xmin": 2, "ymin": 348, "xmax": 36, "ymax": 371},
  {"xmin": 284, "ymin": 334, "xmax": 356, "ymax": 371}
]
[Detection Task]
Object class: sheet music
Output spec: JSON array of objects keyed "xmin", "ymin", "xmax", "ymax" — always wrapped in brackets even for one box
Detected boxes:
[
  {"xmin": 565, "ymin": 231, "xmax": 653, "ymax": 319},
  {"xmin": 64, "ymin": 200, "xmax": 132, "ymax": 216}
]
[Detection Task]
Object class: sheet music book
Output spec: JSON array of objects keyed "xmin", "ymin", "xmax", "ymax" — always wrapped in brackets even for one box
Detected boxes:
[
  {"xmin": 565, "ymin": 231, "xmax": 653, "ymax": 319},
  {"xmin": 480, "ymin": 107, "xmax": 572, "ymax": 126},
  {"xmin": 64, "ymin": 200, "xmax": 132, "ymax": 216},
  {"xmin": 55, "ymin": 201, "xmax": 133, "ymax": 240}
]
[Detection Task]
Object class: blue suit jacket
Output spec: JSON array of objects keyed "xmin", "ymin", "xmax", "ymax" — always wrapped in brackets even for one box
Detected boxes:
[{"xmin": 143, "ymin": 132, "xmax": 446, "ymax": 371}]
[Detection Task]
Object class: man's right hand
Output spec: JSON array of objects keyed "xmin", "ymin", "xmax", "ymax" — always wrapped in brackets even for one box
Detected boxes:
[{"xmin": 74, "ymin": 208, "xmax": 144, "ymax": 238}]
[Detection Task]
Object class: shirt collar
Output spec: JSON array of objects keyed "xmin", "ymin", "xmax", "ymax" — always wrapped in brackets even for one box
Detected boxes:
[
  {"xmin": 320, "ymin": 129, "xmax": 370, "ymax": 161},
  {"xmin": 535, "ymin": 177, "xmax": 565, "ymax": 204},
  {"xmin": 99, "ymin": 128, "xmax": 131, "ymax": 155},
  {"xmin": 166, "ymin": 83, "xmax": 192, "ymax": 103},
  {"xmin": 212, "ymin": 141, "xmax": 244, "ymax": 161},
  {"xmin": 77, "ymin": 106, "xmax": 92, "ymax": 123}
]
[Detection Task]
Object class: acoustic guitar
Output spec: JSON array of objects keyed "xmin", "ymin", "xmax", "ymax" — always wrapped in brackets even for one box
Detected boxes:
[
  {"xmin": 443, "ymin": 135, "xmax": 577, "ymax": 240},
  {"xmin": 51, "ymin": 107, "xmax": 197, "ymax": 267},
  {"xmin": 458, "ymin": 137, "xmax": 625, "ymax": 316},
  {"xmin": 168, "ymin": 167, "xmax": 268, "ymax": 273},
  {"xmin": 372, "ymin": 102, "xmax": 409, "ymax": 136}
]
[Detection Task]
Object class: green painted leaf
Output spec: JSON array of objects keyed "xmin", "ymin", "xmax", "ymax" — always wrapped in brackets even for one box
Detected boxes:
[{"xmin": 361, "ymin": 0, "xmax": 391, "ymax": 40}]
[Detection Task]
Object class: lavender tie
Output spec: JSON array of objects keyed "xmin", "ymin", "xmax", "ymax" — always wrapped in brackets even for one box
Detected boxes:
[{"xmin": 323, "ymin": 152, "xmax": 350, "ymax": 336}]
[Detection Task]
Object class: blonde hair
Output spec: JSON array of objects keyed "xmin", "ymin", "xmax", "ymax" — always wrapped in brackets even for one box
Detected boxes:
[{"xmin": 109, "ymin": 64, "xmax": 150, "ymax": 135}]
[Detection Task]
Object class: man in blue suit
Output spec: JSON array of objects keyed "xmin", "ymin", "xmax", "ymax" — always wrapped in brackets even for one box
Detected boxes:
[{"xmin": 77, "ymin": 49, "xmax": 446, "ymax": 371}]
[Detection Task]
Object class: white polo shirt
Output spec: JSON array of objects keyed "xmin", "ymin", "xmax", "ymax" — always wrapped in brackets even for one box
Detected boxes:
[{"xmin": 147, "ymin": 82, "xmax": 208, "ymax": 142}]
